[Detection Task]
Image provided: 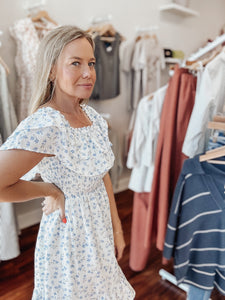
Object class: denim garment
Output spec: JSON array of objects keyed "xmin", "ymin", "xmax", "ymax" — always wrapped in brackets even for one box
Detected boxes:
[{"xmin": 187, "ymin": 285, "xmax": 212, "ymax": 300}]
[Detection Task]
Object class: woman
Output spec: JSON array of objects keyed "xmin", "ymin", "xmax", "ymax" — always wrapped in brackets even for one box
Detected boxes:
[{"xmin": 0, "ymin": 25, "xmax": 135, "ymax": 299}]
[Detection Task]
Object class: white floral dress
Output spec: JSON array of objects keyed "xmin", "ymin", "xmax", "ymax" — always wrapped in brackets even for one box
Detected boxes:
[{"xmin": 0, "ymin": 105, "xmax": 135, "ymax": 299}]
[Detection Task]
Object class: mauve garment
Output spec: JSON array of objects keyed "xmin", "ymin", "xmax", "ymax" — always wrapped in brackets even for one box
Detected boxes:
[
  {"xmin": 129, "ymin": 65, "xmax": 197, "ymax": 271},
  {"xmin": 145, "ymin": 66, "xmax": 197, "ymax": 252}
]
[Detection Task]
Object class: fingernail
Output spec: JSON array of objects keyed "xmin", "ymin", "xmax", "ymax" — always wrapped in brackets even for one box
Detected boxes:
[{"xmin": 62, "ymin": 217, "xmax": 67, "ymax": 224}]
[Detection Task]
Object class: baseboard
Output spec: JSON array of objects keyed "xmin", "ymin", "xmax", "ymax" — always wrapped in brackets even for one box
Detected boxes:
[
  {"xmin": 17, "ymin": 207, "xmax": 42, "ymax": 230},
  {"xmin": 114, "ymin": 175, "xmax": 130, "ymax": 194}
]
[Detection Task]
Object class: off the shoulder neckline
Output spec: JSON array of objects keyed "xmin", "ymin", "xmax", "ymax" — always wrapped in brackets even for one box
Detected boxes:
[{"xmin": 38, "ymin": 105, "xmax": 94, "ymax": 131}]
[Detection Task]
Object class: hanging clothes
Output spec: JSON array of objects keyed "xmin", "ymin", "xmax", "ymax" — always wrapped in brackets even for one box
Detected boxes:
[
  {"xmin": 127, "ymin": 85, "xmax": 167, "ymax": 271},
  {"xmin": 0, "ymin": 64, "xmax": 20, "ymax": 261},
  {"xmin": 108, "ymin": 127, "xmax": 123, "ymax": 190},
  {"xmin": 91, "ymin": 32, "xmax": 121, "ymax": 100},
  {"xmin": 10, "ymin": 17, "xmax": 57, "ymax": 122},
  {"xmin": 163, "ymin": 155, "xmax": 225, "ymax": 296},
  {"xmin": 144, "ymin": 65, "xmax": 197, "ymax": 255},
  {"xmin": 122, "ymin": 35, "xmax": 165, "ymax": 162},
  {"xmin": 182, "ymin": 51, "xmax": 225, "ymax": 157},
  {"xmin": 120, "ymin": 39, "xmax": 136, "ymax": 111},
  {"xmin": 0, "ymin": 64, "xmax": 17, "ymax": 141},
  {"xmin": 127, "ymin": 85, "xmax": 167, "ymax": 193},
  {"xmin": 130, "ymin": 36, "xmax": 165, "ymax": 113},
  {"xmin": 124, "ymin": 35, "xmax": 165, "ymax": 154}
]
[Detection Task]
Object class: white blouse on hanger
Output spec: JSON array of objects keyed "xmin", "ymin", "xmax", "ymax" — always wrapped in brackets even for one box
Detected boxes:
[
  {"xmin": 127, "ymin": 85, "xmax": 167, "ymax": 192},
  {"xmin": 182, "ymin": 51, "xmax": 225, "ymax": 157}
]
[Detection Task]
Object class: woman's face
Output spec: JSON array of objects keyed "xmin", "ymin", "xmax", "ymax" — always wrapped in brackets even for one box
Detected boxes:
[{"xmin": 52, "ymin": 37, "xmax": 96, "ymax": 101}]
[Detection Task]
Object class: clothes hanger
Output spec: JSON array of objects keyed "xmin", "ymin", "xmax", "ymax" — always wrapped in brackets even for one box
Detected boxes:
[
  {"xmin": 207, "ymin": 121, "xmax": 225, "ymax": 131},
  {"xmin": 199, "ymin": 120, "xmax": 225, "ymax": 164},
  {"xmin": 87, "ymin": 23, "xmax": 116, "ymax": 42},
  {"xmin": 87, "ymin": 15, "xmax": 125, "ymax": 42},
  {"xmin": 199, "ymin": 145, "xmax": 225, "ymax": 164},
  {"xmin": 213, "ymin": 115, "xmax": 225, "ymax": 123},
  {"xmin": 186, "ymin": 47, "xmax": 222, "ymax": 72},
  {"xmin": 135, "ymin": 26, "xmax": 158, "ymax": 43},
  {"xmin": 31, "ymin": 10, "xmax": 58, "ymax": 26}
]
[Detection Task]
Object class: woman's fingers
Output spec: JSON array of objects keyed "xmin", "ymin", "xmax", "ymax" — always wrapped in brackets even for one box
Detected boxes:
[{"xmin": 41, "ymin": 194, "xmax": 66, "ymax": 223}]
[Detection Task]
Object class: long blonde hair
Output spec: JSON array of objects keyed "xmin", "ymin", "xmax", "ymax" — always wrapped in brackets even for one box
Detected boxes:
[{"xmin": 29, "ymin": 25, "xmax": 94, "ymax": 114}]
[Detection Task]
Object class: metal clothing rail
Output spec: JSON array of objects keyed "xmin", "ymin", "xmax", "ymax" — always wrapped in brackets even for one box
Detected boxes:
[
  {"xmin": 90, "ymin": 14, "xmax": 112, "ymax": 25},
  {"xmin": 188, "ymin": 33, "xmax": 225, "ymax": 61},
  {"xmin": 135, "ymin": 25, "xmax": 159, "ymax": 34},
  {"xmin": 23, "ymin": 0, "xmax": 46, "ymax": 12},
  {"xmin": 159, "ymin": 269, "xmax": 212, "ymax": 299},
  {"xmin": 159, "ymin": 269, "xmax": 188, "ymax": 292}
]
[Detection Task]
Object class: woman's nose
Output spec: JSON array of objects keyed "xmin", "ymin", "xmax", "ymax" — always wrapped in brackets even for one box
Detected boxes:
[{"xmin": 81, "ymin": 66, "xmax": 91, "ymax": 78}]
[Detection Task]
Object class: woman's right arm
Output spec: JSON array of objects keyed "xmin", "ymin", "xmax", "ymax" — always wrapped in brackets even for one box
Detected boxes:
[{"xmin": 0, "ymin": 149, "xmax": 65, "ymax": 219}]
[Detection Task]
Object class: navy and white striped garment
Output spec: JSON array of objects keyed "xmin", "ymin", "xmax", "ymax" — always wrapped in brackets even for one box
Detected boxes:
[{"xmin": 163, "ymin": 155, "xmax": 225, "ymax": 295}]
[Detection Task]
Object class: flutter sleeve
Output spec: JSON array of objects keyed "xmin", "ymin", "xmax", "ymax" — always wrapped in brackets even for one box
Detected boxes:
[
  {"xmin": 0, "ymin": 108, "xmax": 60, "ymax": 180},
  {"xmin": 0, "ymin": 109, "xmax": 59, "ymax": 155}
]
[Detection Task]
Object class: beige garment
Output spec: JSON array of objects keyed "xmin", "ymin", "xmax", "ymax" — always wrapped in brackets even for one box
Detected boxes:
[{"xmin": 10, "ymin": 18, "xmax": 57, "ymax": 122}]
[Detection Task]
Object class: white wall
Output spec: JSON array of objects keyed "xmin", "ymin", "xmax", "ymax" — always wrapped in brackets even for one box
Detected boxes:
[
  {"xmin": 1, "ymin": 0, "xmax": 225, "ymax": 229},
  {"xmin": 1, "ymin": 0, "xmax": 225, "ymax": 105}
]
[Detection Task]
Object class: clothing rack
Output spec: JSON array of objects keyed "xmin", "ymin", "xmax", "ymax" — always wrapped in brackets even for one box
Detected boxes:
[
  {"xmin": 158, "ymin": 35, "xmax": 225, "ymax": 296},
  {"xmin": 135, "ymin": 25, "xmax": 159, "ymax": 34},
  {"xmin": 23, "ymin": 0, "xmax": 46, "ymax": 13},
  {"xmin": 188, "ymin": 33, "xmax": 225, "ymax": 61},
  {"xmin": 90, "ymin": 14, "xmax": 112, "ymax": 25}
]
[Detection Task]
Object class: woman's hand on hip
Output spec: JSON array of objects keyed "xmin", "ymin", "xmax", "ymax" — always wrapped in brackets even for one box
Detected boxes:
[{"xmin": 42, "ymin": 183, "xmax": 66, "ymax": 222}]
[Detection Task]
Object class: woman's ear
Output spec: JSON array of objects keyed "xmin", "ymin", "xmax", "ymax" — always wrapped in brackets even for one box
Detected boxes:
[{"xmin": 49, "ymin": 65, "xmax": 56, "ymax": 81}]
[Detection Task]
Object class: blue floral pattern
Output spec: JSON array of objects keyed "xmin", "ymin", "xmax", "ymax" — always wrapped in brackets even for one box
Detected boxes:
[{"xmin": 0, "ymin": 105, "xmax": 135, "ymax": 299}]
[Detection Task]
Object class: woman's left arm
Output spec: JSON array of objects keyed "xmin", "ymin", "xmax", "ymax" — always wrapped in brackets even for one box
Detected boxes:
[{"xmin": 103, "ymin": 172, "xmax": 125, "ymax": 261}]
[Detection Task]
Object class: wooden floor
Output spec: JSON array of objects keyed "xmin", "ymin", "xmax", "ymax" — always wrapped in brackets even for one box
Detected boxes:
[{"xmin": 0, "ymin": 190, "xmax": 224, "ymax": 299}]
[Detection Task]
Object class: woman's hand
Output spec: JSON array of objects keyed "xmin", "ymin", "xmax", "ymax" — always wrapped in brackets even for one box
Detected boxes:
[
  {"xmin": 42, "ymin": 183, "xmax": 66, "ymax": 222},
  {"xmin": 114, "ymin": 231, "xmax": 126, "ymax": 261}
]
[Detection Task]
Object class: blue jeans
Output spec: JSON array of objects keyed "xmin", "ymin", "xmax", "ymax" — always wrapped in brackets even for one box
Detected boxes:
[{"xmin": 187, "ymin": 285, "xmax": 212, "ymax": 300}]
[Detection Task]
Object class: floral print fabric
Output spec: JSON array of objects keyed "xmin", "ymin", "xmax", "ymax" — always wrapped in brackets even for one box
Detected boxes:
[{"xmin": 0, "ymin": 105, "xmax": 135, "ymax": 299}]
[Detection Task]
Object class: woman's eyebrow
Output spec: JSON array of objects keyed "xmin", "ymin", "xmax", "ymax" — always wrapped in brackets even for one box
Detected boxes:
[
  {"xmin": 69, "ymin": 56, "xmax": 81, "ymax": 60},
  {"xmin": 69, "ymin": 56, "xmax": 96, "ymax": 61}
]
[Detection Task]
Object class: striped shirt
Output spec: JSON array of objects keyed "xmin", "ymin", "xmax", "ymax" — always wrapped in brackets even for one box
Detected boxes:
[{"xmin": 163, "ymin": 155, "xmax": 225, "ymax": 295}]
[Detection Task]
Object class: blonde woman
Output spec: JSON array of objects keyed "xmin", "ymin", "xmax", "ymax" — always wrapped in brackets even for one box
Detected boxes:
[{"xmin": 0, "ymin": 25, "xmax": 135, "ymax": 299}]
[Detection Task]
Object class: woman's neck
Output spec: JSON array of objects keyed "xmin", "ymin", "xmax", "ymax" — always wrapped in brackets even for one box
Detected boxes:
[{"xmin": 48, "ymin": 97, "xmax": 82, "ymax": 115}]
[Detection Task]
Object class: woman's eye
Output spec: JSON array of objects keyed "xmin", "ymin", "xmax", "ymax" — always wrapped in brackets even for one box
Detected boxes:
[
  {"xmin": 72, "ymin": 61, "xmax": 80, "ymax": 66},
  {"xmin": 89, "ymin": 62, "xmax": 96, "ymax": 67}
]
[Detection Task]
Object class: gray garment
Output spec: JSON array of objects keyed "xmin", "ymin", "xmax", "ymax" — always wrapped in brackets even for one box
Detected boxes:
[
  {"xmin": 108, "ymin": 128, "xmax": 123, "ymax": 189},
  {"xmin": 0, "ymin": 202, "xmax": 20, "ymax": 261},
  {"xmin": 91, "ymin": 33, "xmax": 121, "ymax": 100},
  {"xmin": 0, "ymin": 64, "xmax": 18, "ymax": 141},
  {"xmin": 0, "ymin": 64, "xmax": 20, "ymax": 261}
]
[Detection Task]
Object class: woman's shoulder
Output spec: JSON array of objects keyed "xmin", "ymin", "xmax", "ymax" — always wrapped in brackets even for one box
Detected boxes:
[{"xmin": 17, "ymin": 106, "xmax": 63, "ymax": 131}]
